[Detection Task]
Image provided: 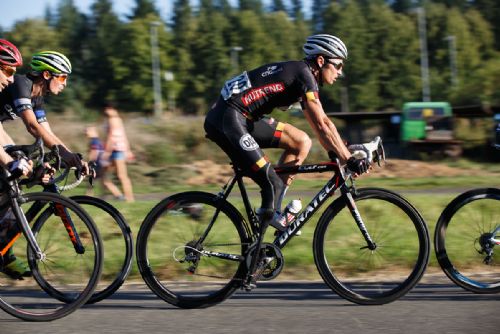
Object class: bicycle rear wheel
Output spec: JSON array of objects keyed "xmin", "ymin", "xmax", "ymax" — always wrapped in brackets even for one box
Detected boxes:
[
  {"xmin": 136, "ymin": 191, "xmax": 250, "ymax": 308},
  {"xmin": 313, "ymin": 188, "xmax": 430, "ymax": 305},
  {"xmin": 435, "ymin": 188, "xmax": 500, "ymax": 293},
  {"xmin": 0, "ymin": 192, "xmax": 103, "ymax": 321},
  {"xmin": 35, "ymin": 195, "xmax": 133, "ymax": 304}
]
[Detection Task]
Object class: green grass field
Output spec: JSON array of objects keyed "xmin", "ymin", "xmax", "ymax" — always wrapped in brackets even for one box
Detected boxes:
[{"xmin": 92, "ymin": 176, "xmax": 497, "ymax": 282}]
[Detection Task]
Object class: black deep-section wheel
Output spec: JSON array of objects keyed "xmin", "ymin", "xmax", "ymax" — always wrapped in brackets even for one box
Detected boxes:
[
  {"xmin": 136, "ymin": 191, "xmax": 251, "ymax": 308},
  {"xmin": 313, "ymin": 188, "xmax": 430, "ymax": 305},
  {"xmin": 435, "ymin": 188, "xmax": 500, "ymax": 293}
]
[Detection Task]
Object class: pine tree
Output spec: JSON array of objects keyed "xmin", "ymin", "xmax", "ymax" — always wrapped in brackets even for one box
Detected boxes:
[
  {"xmin": 84, "ymin": 0, "xmax": 123, "ymax": 107},
  {"xmin": 129, "ymin": 0, "xmax": 159, "ymax": 20}
]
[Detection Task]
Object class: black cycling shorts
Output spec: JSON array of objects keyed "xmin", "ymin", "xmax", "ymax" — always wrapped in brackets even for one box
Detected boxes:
[{"xmin": 204, "ymin": 98, "xmax": 284, "ymax": 171}]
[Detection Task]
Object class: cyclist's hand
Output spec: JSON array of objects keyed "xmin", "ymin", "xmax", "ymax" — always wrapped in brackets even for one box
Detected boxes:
[
  {"xmin": 80, "ymin": 160, "xmax": 95, "ymax": 178},
  {"xmin": 55, "ymin": 145, "xmax": 83, "ymax": 170},
  {"xmin": 347, "ymin": 144, "xmax": 372, "ymax": 163},
  {"xmin": 7, "ymin": 157, "xmax": 32, "ymax": 178},
  {"xmin": 346, "ymin": 156, "xmax": 370, "ymax": 176},
  {"xmin": 41, "ymin": 162, "xmax": 56, "ymax": 185}
]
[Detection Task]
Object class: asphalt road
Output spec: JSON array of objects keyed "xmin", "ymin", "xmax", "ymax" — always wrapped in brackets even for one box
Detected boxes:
[{"xmin": 1, "ymin": 277, "xmax": 499, "ymax": 334}]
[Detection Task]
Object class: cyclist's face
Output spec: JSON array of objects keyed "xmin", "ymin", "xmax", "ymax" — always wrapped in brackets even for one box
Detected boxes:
[
  {"xmin": 48, "ymin": 72, "xmax": 68, "ymax": 95},
  {"xmin": 0, "ymin": 65, "xmax": 16, "ymax": 91},
  {"xmin": 322, "ymin": 58, "xmax": 343, "ymax": 85}
]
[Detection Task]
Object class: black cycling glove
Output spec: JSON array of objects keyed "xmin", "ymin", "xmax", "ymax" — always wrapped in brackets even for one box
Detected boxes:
[
  {"xmin": 54, "ymin": 145, "xmax": 83, "ymax": 170},
  {"xmin": 346, "ymin": 156, "xmax": 369, "ymax": 175}
]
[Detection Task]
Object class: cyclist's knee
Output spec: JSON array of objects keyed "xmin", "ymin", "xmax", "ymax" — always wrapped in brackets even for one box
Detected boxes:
[{"xmin": 298, "ymin": 132, "xmax": 312, "ymax": 158}]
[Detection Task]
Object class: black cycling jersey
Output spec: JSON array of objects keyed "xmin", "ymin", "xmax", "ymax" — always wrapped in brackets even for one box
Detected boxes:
[
  {"xmin": 205, "ymin": 60, "xmax": 320, "ymax": 215},
  {"xmin": 221, "ymin": 60, "xmax": 319, "ymax": 119},
  {"xmin": 0, "ymin": 74, "xmax": 47, "ymax": 123}
]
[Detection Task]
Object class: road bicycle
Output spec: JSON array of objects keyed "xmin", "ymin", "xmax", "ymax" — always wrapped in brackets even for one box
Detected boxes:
[
  {"xmin": 434, "ymin": 187, "xmax": 500, "ymax": 293},
  {"xmin": 39, "ymin": 161, "xmax": 133, "ymax": 304},
  {"xmin": 0, "ymin": 140, "xmax": 103, "ymax": 321},
  {"xmin": 136, "ymin": 136, "xmax": 430, "ymax": 308}
]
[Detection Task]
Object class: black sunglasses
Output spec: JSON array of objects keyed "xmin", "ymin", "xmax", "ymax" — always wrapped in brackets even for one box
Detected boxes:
[{"xmin": 327, "ymin": 59, "xmax": 344, "ymax": 71}]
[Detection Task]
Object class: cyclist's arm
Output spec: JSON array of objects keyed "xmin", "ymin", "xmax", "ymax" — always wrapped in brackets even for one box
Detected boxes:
[
  {"xmin": 0, "ymin": 122, "xmax": 15, "ymax": 146},
  {"xmin": 39, "ymin": 120, "xmax": 69, "ymax": 150},
  {"xmin": 18, "ymin": 108, "xmax": 64, "ymax": 148},
  {"xmin": 302, "ymin": 98, "xmax": 351, "ymax": 163},
  {"xmin": 0, "ymin": 146, "xmax": 14, "ymax": 167}
]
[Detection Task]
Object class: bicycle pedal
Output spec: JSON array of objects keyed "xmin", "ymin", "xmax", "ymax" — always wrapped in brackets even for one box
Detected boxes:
[{"xmin": 242, "ymin": 282, "xmax": 257, "ymax": 291}]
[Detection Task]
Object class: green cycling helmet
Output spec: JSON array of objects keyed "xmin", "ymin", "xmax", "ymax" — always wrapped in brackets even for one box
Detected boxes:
[{"xmin": 30, "ymin": 51, "xmax": 72, "ymax": 74}]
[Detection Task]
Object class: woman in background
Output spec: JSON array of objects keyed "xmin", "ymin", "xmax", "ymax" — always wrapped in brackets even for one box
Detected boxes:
[{"xmin": 101, "ymin": 103, "xmax": 135, "ymax": 202}]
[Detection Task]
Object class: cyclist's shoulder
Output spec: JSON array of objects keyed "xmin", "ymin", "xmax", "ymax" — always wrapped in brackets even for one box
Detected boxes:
[{"xmin": 7, "ymin": 74, "xmax": 33, "ymax": 96}]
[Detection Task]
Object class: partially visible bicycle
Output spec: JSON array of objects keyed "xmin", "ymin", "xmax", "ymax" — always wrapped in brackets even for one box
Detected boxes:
[
  {"xmin": 41, "ymin": 160, "xmax": 133, "ymax": 304},
  {"xmin": 136, "ymin": 136, "xmax": 430, "ymax": 308},
  {"xmin": 0, "ymin": 139, "xmax": 103, "ymax": 321},
  {"xmin": 435, "ymin": 187, "xmax": 500, "ymax": 293}
]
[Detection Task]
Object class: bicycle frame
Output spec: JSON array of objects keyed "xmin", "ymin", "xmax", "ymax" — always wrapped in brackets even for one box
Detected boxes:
[
  {"xmin": 215, "ymin": 161, "xmax": 377, "ymax": 252},
  {"xmin": 0, "ymin": 179, "xmax": 87, "ymax": 262}
]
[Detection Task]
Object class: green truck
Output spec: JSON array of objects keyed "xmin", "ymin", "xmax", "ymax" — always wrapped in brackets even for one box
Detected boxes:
[{"xmin": 401, "ymin": 101, "xmax": 462, "ymax": 157}]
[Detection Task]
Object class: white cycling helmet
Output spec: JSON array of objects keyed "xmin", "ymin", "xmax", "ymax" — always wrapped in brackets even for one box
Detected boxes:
[{"xmin": 303, "ymin": 34, "xmax": 348, "ymax": 60}]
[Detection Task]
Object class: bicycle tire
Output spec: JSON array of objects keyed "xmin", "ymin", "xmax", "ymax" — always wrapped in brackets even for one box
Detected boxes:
[
  {"xmin": 34, "ymin": 195, "xmax": 133, "ymax": 304},
  {"xmin": 0, "ymin": 192, "xmax": 103, "ymax": 321},
  {"xmin": 136, "ymin": 191, "xmax": 251, "ymax": 308},
  {"xmin": 313, "ymin": 188, "xmax": 430, "ymax": 305},
  {"xmin": 435, "ymin": 188, "xmax": 500, "ymax": 293}
]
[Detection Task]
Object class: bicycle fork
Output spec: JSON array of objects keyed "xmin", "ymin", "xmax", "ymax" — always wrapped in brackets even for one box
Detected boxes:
[
  {"xmin": 342, "ymin": 186, "xmax": 377, "ymax": 250},
  {"xmin": 10, "ymin": 198, "xmax": 45, "ymax": 261}
]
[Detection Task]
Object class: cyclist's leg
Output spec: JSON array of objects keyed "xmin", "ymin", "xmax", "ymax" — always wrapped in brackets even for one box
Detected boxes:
[
  {"xmin": 250, "ymin": 117, "xmax": 311, "ymax": 210},
  {"xmin": 205, "ymin": 107, "xmax": 283, "ymax": 218}
]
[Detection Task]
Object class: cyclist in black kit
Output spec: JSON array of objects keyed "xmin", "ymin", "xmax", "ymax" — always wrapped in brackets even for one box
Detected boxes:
[
  {"xmin": 0, "ymin": 50, "xmax": 89, "ymax": 279},
  {"xmin": 204, "ymin": 34, "xmax": 369, "ymax": 230},
  {"xmin": 0, "ymin": 39, "xmax": 33, "ymax": 178},
  {"xmin": 0, "ymin": 51, "xmax": 89, "ymax": 173}
]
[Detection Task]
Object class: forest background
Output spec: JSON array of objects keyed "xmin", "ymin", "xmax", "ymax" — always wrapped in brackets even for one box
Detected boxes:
[{"xmin": 1, "ymin": 0, "xmax": 499, "ymax": 116}]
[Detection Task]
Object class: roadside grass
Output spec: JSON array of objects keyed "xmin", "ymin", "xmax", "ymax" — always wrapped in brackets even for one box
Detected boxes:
[{"xmin": 98, "ymin": 181, "xmax": 478, "ymax": 282}]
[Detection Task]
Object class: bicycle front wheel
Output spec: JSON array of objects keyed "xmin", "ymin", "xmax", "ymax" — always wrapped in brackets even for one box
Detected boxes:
[
  {"xmin": 435, "ymin": 188, "xmax": 500, "ymax": 293},
  {"xmin": 35, "ymin": 195, "xmax": 133, "ymax": 304},
  {"xmin": 136, "ymin": 191, "xmax": 251, "ymax": 308},
  {"xmin": 0, "ymin": 192, "xmax": 103, "ymax": 321},
  {"xmin": 313, "ymin": 188, "xmax": 430, "ymax": 305}
]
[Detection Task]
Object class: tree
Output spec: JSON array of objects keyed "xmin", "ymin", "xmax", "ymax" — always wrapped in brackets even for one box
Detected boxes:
[
  {"xmin": 129, "ymin": 0, "xmax": 159, "ymax": 20},
  {"xmin": 84, "ymin": 0, "xmax": 123, "ymax": 107},
  {"xmin": 239, "ymin": 0, "xmax": 263, "ymax": 14},
  {"xmin": 271, "ymin": 0, "xmax": 287, "ymax": 12},
  {"xmin": 55, "ymin": 0, "xmax": 88, "ymax": 75},
  {"xmin": 5, "ymin": 19, "xmax": 60, "ymax": 71},
  {"xmin": 290, "ymin": 0, "xmax": 304, "ymax": 21},
  {"xmin": 113, "ymin": 16, "xmax": 172, "ymax": 112},
  {"xmin": 170, "ymin": 0, "xmax": 197, "ymax": 112},
  {"xmin": 311, "ymin": 0, "xmax": 327, "ymax": 32},
  {"xmin": 183, "ymin": 4, "xmax": 232, "ymax": 113},
  {"xmin": 473, "ymin": 0, "xmax": 500, "ymax": 48},
  {"xmin": 322, "ymin": 1, "xmax": 379, "ymax": 111},
  {"xmin": 391, "ymin": 0, "xmax": 415, "ymax": 13}
]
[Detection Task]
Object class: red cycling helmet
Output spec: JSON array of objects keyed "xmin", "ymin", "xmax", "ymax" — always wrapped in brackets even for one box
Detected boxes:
[{"xmin": 0, "ymin": 39, "xmax": 23, "ymax": 67}]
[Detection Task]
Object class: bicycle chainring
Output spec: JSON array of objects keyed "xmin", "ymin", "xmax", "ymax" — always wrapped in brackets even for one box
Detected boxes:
[{"xmin": 245, "ymin": 242, "xmax": 284, "ymax": 281}]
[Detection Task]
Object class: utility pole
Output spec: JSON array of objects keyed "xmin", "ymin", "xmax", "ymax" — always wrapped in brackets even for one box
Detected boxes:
[
  {"xmin": 444, "ymin": 35, "xmax": 458, "ymax": 87},
  {"xmin": 416, "ymin": 7, "xmax": 431, "ymax": 102},
  {"xmin": 150, "ymin": 21, "xmax": 163, "ymax": 118}
]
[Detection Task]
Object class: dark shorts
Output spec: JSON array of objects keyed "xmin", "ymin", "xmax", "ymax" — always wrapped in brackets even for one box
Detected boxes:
[{"xmin": 204, "ymin": 98, "xmax": 285, "ymax": 172}]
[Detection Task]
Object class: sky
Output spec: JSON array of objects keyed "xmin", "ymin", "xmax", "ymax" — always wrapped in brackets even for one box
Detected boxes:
[{"xmin": 1, "ymin": 0, "xmax": 313, "ymax": 31}]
